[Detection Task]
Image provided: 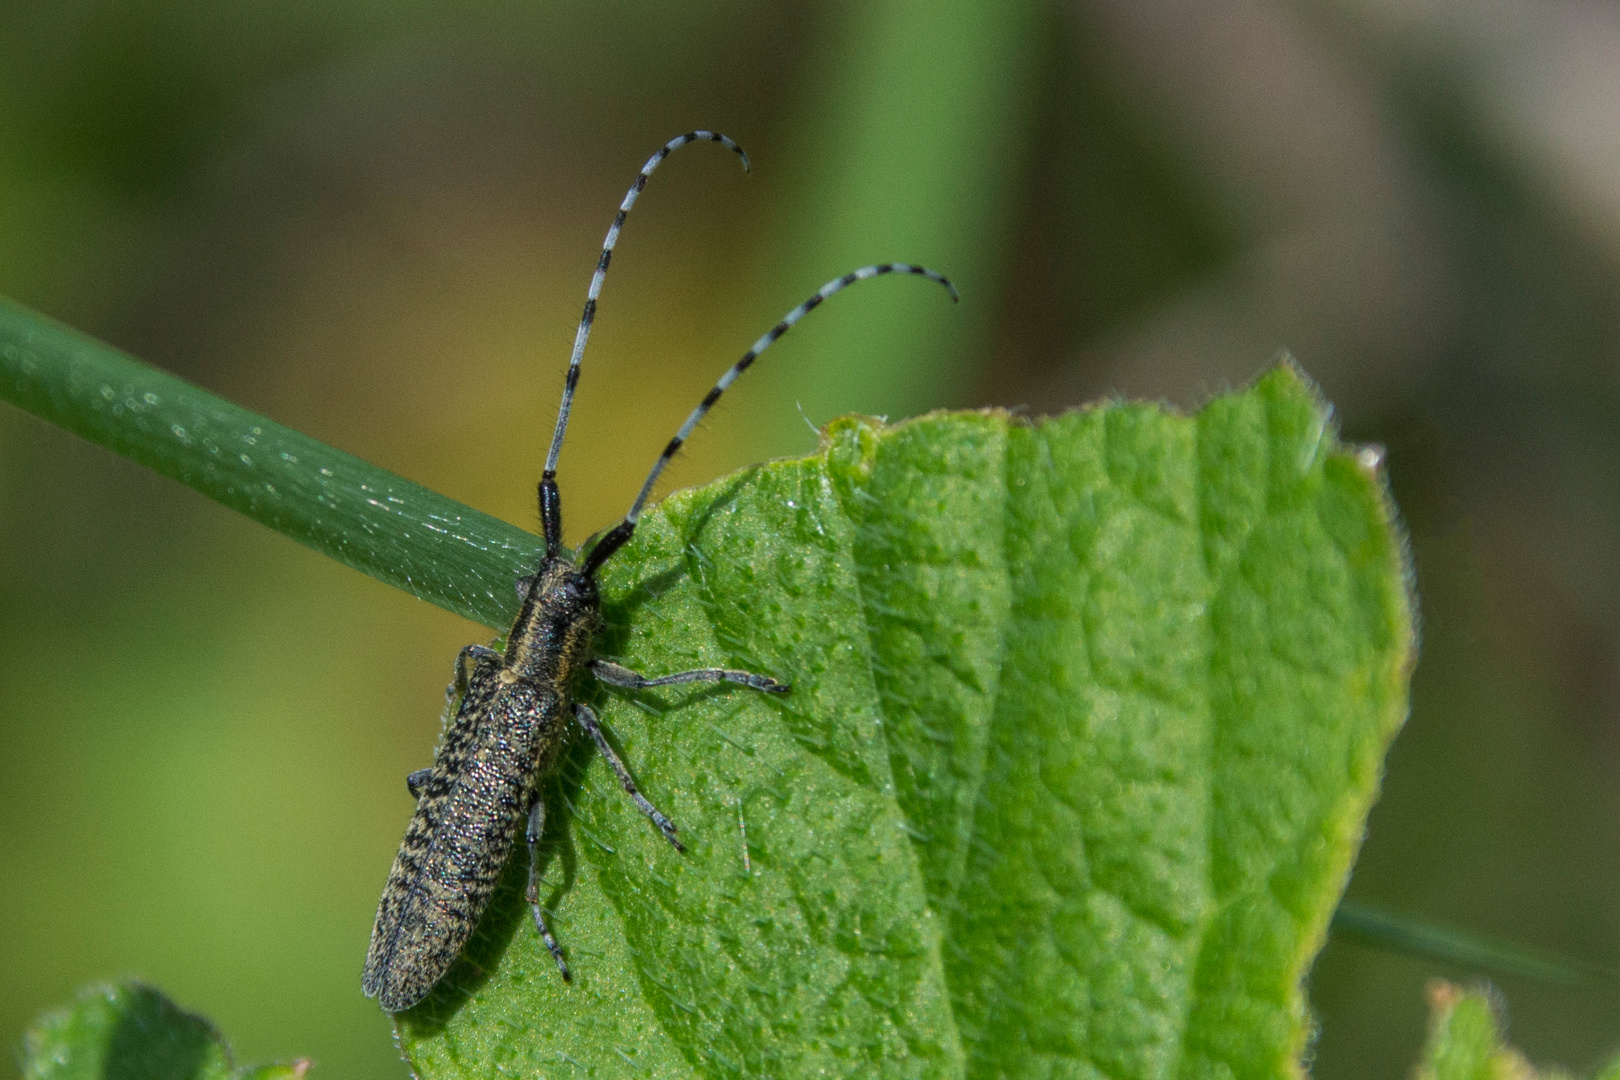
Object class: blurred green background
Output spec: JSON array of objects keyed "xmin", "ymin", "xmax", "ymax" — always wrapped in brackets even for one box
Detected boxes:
[{"xmin": 2, "ymin": 1, "xmax": 1618, "ymax": 1076}]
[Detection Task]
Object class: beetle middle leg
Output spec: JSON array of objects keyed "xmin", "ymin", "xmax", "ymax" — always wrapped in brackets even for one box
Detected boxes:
[
  {"xmin": 590, "ymin": 658, "xmax": 788, "ymax": 695},
  {"xmin": 573, "ymin": 703, "xmax": 684, "ymax": 852},
  {"xmin": 524, "ymin": 797, "xmax": 572, "ymax": 982}
]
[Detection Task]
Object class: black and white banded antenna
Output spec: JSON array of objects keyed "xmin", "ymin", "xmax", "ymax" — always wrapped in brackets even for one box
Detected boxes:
[
  {"xmin": 583, "ymin": 263, "xmax": 958, "ymax": 575},
  {"xmin": 539, "ymin": 130, "xmax": 749, "ymax": 557}
]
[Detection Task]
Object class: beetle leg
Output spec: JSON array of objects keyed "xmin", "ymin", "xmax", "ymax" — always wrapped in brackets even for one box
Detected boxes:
[
  {"xmin": 405, "ymin": 768, "xmax": 433, "ymax": 799},
  {"xmin": 590, "ymin": 658, "xmax": 787, "ymax": 695},
  {"xmin": 572, "ymin": 703, "xmax": 684, "ymax": 852},
  {"xmin": 525, "ymin": 797, "xmax": 571, "ymax": 982},
  {"xmin": 445, "ymin": 643, "xmax": 501, "ymax": 707}
]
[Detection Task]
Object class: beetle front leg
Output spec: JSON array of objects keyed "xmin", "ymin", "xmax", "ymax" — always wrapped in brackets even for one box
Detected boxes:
[{"xmin": 445, "ymin": 644, "xmax": 501, "ymax": 707}]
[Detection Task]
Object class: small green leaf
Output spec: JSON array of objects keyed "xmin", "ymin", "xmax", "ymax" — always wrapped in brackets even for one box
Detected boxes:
[
  {"xmin": 22, "ymin": 982, "xmax": 310, "ymax": 1080},
  {"xmin": 1416, "ymin": 982, "xmax": 1620, "ymax": 1080}
]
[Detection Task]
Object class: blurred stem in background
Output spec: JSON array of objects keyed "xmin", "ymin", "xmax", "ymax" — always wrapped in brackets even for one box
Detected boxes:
[
  {"xmin": 750, "ymin": 0, "xmax": 1042, "ymax": 442},
  {"xmin": 1331, "ymin": 902, "xmax": 1620, "ymax": 991}
]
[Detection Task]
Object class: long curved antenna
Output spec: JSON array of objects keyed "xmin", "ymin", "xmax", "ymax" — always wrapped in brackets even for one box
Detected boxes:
[
  {"xmin": 539, "ymin": 131, "xmax": 749, "ymax": 554},
  {"xmin": 583, "ymin": 263, "xmax": 958, "ymax": 574}
]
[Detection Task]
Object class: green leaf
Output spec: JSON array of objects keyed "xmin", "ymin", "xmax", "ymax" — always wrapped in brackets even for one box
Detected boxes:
[
  {"xmin": 21, "ymin": 982, "xmax": 310, "ymax": 1080},
  {"xmin": 1415, "ymin": 982, "xmax": 1620, "ymax": 1080},
  {"xmin": 0, "ymin": 296, "xmax": 1414, "ymax": 1076},
  {"xmin": 394, "ymin": 367, "xmax": 1414, "ymax": 1078}
]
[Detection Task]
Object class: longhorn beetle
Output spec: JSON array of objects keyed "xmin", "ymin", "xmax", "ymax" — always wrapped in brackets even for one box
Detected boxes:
[{"xmin": 362, "ymin": 131, "xmax": 957, "ymax": 1013}]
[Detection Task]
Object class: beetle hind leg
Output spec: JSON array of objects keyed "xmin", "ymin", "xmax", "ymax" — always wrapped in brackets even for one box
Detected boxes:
[{"xmin": 525, "ymin": 797, "xmax": 571, "ymax": 982}]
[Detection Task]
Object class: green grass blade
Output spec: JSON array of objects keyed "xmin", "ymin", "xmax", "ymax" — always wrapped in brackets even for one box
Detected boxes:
[{"xmin": 0, "ymin": 296, "xmax": 536, "ymax": 629}]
